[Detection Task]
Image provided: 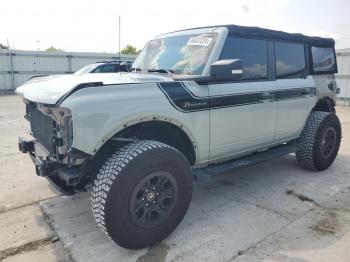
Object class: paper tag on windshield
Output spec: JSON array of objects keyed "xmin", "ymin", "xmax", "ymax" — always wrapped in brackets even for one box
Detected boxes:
[{"xmin": 187, "ymin": 35, "xmax": 213, "ymax": 46}]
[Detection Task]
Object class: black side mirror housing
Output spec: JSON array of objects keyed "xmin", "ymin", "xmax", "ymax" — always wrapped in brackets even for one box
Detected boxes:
[
  {"xmin": 119, "ymin": 62, "xmax": 127, "ymax": 72},
  {"xmin": 210, "ymin": 59, "xmax": 243, "ymax": 82}
]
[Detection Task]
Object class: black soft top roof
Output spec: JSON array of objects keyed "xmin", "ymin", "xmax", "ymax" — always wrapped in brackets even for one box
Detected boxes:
[
  {"xmin": 177, "ymin": 24, "xmax": 335, "ymax": 48},
  {"xmin": 225, "ymin": 25, "xmax": 335, "ymax": 48}
]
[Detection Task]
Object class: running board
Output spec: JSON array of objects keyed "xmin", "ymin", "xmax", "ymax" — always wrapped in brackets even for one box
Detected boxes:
[{"xmin": 192, "ymin": 142, "xmax": 298, "ymax": 180}]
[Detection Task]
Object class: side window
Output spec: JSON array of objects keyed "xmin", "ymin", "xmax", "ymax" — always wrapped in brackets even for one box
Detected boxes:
[
  {"xmin": 94, "ymin": 64, "xmax": 116, "ymax": 73},
  {"xmin": 219, "ymin": 37, "xmax": 268, "ymax": 80},
  {"xmin": 120, "ymin": 63, "xmax": 128, "ymax": 72},
  {"xmin": 311, "ymin": 47, "xmax": 336, "ymax": 72},
  {"xmin": 275, "ymin": 42, "xmax": 306, "ymax": 78}
]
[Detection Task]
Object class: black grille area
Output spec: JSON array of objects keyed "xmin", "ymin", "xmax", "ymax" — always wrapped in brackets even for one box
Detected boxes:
[{"xmin": 30, "ymin": 107, "xmax": 55, "ymax": 153}]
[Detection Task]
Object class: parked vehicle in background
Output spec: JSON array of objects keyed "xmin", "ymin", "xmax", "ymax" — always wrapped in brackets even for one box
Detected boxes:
[
  {"xmin": 74, "ymin": 60, "xmax": 133, "ymax": 75},
  {"xmin": 16, "ymin": 24, "xmax": 340, "ymax": 250}
]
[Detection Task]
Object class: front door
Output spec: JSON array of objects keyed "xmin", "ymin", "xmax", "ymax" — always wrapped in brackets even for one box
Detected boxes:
[{"xmin": 209, "ymin": 36, "xmax": 277, "ymax": 160}]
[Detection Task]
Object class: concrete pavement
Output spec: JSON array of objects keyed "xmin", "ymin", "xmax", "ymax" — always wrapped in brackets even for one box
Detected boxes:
[
  {"xmin": 0, "ymin": 95, "xmax": 68, "ymax": 261},
  {"xmin": 0, "ymin": 95, "xmax": 349, "ymax": 261}
]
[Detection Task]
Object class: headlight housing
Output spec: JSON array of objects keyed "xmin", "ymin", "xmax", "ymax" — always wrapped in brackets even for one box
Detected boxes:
[{"xmin": 37, "ymin": 104, "xmax": 72, "ymax": 158}]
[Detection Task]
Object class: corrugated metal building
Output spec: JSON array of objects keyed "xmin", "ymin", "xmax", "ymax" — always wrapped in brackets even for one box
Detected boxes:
[
  {"xmin": 336, "ymin": 48, "xmax": 350, "ymax": 105},
  {"xmin": 0, "ymin": 49, "xmax": 136, "ymax": 92}
]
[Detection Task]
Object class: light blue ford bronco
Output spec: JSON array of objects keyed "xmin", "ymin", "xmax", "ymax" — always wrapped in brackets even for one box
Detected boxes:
[{"xmin": 17, "ymin": 24, "xmax": 341, "ymax": 249}]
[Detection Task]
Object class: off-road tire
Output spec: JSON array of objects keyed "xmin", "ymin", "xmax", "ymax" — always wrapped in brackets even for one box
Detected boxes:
[
  {"xmin": 296, "ymin": 111, "xmax": 341, "ymax": 171},
  {"xmin": 91, "ymin": 140, "xmax": 193, "ymax": 249}
]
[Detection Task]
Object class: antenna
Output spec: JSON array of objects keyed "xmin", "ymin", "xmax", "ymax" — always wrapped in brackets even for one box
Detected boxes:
[{"xmin": 118, "ymin": 16, "xmax": 121, "ymax": 64}]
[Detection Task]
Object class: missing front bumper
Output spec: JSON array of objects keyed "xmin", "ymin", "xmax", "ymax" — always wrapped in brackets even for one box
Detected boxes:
[{"xmin": 18, "ymin": 137, "xmax": 89, "ymax": 195}]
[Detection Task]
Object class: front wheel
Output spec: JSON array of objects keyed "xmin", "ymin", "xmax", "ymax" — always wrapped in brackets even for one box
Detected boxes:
[
  {"xmin": 91, "ymin": 140, "xmax": 193, "ymax": 249},
  {"xmin": 296, "ymin": 111, "xmax": 341, "ymax": 171}
]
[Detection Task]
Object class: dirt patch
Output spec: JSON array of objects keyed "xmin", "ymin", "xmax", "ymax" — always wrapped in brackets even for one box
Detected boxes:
[
  {"xmin": 0, "ymin": 239, "xmax": 51, "ymax": 260},
  {"xmin": 285, "ymin": 189, "xmax": 317, "ymax": 204},
  {"xmin": 310, "ymin": 210, "xmax": 339, "ymax": 235},
  {"xmin": 285, "ymin": 189, "xmax": 350, "ymax": 236},
  {"xmin": 136, "ymin": 242, "xmax": 170, "ymax": 262},
  {"xmin": 310, "ymin": 207, "xmax": 350, "ymax": 236}
]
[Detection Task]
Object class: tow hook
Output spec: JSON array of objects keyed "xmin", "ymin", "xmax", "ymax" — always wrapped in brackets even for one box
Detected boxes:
[{"xmin": 18, "ymin": 137, "xmax": 35, "ymax": 153}]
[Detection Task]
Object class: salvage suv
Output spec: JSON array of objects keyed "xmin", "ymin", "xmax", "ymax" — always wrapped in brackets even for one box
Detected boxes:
[{"xmin": 17, "ymin": 25, "xmax": 341, "ymax": 249}]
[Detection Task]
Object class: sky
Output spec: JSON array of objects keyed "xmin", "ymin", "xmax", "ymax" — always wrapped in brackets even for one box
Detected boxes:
[{"xmin": 1, "ymin": 0, "xmax": 350, "ymax": 53}]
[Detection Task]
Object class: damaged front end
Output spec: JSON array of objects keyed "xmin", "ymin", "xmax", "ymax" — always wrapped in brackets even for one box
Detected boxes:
[{"xmin": 19, "ymin": 100, "xmax": 91, "ymax": 195}]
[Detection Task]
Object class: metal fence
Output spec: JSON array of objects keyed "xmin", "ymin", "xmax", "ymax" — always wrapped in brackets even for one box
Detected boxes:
[
  {"xmin": 336, "ymin": 49, "xmax": 350, "ymax": 104},
  {"xmin": 0, "ymin": 49, "xmax": 136, "ymax": 92}
]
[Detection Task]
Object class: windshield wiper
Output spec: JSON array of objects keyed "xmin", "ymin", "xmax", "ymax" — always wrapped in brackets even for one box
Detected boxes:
[{"xmin": 147, "ymin": 68, "xmax": 174, "ymax": 74}]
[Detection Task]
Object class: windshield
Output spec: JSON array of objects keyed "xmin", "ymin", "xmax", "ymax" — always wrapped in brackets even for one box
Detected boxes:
[
  {"xmin": 133, "ymin": 33, "xmax": 218, "ymax": 75},
  {"xmin": 74, "ymin": 64, "xmax": 98, "ymax": 75}
]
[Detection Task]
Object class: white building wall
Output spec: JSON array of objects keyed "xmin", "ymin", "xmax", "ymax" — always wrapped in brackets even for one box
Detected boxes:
[
  {"xmin": 0, "ymin": 49, "xmax": 136, "ymax": 91},
  {"xmin": 336, "ymin": 49, "xmax": 350, "ymax": 103}
]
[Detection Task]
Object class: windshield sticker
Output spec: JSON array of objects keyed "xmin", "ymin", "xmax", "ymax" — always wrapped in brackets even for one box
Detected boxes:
[{"xmin": 186, "ymin": 36, "xmax": 213, "ymax": 47}]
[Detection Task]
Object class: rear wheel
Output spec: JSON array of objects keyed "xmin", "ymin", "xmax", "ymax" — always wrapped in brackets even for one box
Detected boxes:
[
  {"xmin": 91, "ymin": 140, "xmax": 193, "ymax": 249},
  {"xmin": 296, "ymin": 111, "xmax": 341, "ymax": 171}
]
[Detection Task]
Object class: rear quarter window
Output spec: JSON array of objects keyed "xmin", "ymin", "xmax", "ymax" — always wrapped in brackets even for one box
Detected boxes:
[{"xmin": 311, "ymin": 47, "xmax": 336, "ymax": 72}]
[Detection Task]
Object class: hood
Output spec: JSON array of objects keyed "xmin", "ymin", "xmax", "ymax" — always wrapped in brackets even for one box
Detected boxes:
[{"xmin": 16, "ymin": 73, "xmax": 173, "ymax": 104}]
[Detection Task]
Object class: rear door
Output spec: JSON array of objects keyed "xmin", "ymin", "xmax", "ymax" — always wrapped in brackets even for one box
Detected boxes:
[
  {"xmin": 274, "ymin": 42, "xmax": 316, "ymax": 141},
  {"xmin": 209, "ymin": 36, "xmax": 277, "ymax": 160}
]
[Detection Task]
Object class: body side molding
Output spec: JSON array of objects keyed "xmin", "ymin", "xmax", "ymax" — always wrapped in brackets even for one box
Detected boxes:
[{"xmin": 158, "ymin": 82, "xmax": 316, "ymax": 113}]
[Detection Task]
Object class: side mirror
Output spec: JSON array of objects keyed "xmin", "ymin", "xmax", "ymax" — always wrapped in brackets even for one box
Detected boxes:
[
  {"xmin": 210, "ymin": 59, "xmax": 243, "ymax": 82},
  {"xmin": 119, "ymin": 62, "xmax": 128, "ymax": 72}
]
